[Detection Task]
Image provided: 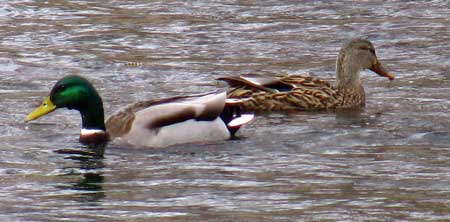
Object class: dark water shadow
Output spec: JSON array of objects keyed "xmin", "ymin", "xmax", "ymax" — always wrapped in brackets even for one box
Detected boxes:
[
  {"xmin": 69, "ymin": 172, "xmax": 106, "ymax": 203},
  {"xmin": 55, "ymin": 143, "xmax": 106, "ymax": 160},
  {"xmin": 334, "ymin": 108, "xmax": 373, "ymax": 127},
  {"xmin": 54, "ymin": 144, "xmax": 107, "ymax": 204}
]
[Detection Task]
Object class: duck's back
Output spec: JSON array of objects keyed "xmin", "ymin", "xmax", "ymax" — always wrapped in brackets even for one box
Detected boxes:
[
  {"xmin": 105, "ymin": 92, "xmax": 250, "ymax": 148},
  {"xmin": 220, "ymin": 74, "xmax": 345, "ymax": 112}
]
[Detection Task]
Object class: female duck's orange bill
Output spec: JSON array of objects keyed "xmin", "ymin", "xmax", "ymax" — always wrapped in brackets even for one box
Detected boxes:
[{"xmin": 370, "ymin": 61, "xmax": 395, "ymax": 80}]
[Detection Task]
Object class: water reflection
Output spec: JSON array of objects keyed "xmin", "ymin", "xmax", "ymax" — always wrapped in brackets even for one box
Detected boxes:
[
  {"xmin": 56, "ymin": 152, "xmax": 106, "ymax": 204},
  {"xmin": 3, "ymin": 0, "xmax": 450, "ymax": 221},
  {"xmin": 70, "ymin": 172, "xmax": 105, "ymax": 203},
  {"xmin": 55, "ymin": 144, "xmax": 106, "ymax": 159},
  {"xmin": 334, "ymin": 108, "xmax": 362, "ymax": 122}
]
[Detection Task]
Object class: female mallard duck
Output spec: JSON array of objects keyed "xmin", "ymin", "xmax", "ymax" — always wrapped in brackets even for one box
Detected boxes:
[
  {"xmin": 25, "ymin": 75, "xmax": 254, "ymax": 148},
  {"xmin": 218, "ymin": 38, "xmax": 395, "ymax": 112}
]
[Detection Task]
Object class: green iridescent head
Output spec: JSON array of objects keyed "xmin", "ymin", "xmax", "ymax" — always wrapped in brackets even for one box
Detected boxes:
[{"xmin": 26, "ymin": 75, "xmax": 106, "ymax": 130}]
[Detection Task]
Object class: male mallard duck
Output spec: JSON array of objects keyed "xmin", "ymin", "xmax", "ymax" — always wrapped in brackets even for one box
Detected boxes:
[
  {"xmin": 218, "ymin": 38, "xmax": 395, "ymax": 112},
  {"xmin": 25, "ymin": 75, "xmax": 254, "ymax": 148}
]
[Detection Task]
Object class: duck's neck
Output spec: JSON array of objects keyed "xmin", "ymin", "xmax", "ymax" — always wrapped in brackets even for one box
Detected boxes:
[
  {"xmin": 334, "ymin": 55, "xmax": 364, "ymax": 95},
  {"xmin": 78, "ymin": 98, "xmax": 108, "ymax": 144}
]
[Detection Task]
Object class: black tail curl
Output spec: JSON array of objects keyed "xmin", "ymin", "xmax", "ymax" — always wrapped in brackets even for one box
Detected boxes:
[{"xmin": 220, "ymin": 103, "xmax": 251, "ymax": 136}]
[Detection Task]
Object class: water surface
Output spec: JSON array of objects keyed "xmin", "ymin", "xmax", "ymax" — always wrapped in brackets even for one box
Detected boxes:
[{"xmin": 1, "ymin": 1, "xmax": 450, "ymax": 221}]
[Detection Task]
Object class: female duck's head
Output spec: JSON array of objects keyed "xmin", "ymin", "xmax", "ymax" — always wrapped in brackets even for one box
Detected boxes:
[{"xmin": 335, "ymin": 38, "xmax": 394, "ymax": 89}]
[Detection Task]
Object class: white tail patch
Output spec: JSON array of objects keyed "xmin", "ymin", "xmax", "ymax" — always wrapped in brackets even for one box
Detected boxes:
[
  {"xmin": 226, "ymin": 98, "xmax": 246, "ymax": 104},
  {"xmin": 228, "ymin": 114, "xmax": 254, "ymax": 127},
  {"xmin": 81, "ymin": 128, "xmax": 106, "ymax": 136}
]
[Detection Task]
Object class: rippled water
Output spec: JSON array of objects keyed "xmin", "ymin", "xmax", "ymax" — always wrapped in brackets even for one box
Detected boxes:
[{"xmin": 2, "ymin": 1, "xmax": 450, "ymax": 221}]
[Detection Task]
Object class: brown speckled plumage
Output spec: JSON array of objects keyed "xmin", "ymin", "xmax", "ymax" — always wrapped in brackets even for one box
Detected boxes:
[{"xmin": 219, "ymin": 38, "xmax": 394, "ymax": 112}]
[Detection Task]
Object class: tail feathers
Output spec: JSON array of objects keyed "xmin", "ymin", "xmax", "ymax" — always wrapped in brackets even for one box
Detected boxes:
[
  {"xmin": 217, "ymin": 76, "xmax": 278, "ymax": 93},
  {"xmin": 220, "ymin": 100, "xmax": 254, "ymax": 136}
]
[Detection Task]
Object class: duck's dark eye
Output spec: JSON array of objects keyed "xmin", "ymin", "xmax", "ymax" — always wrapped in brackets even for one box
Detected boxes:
[
  {"xmin": 359, "ymin": 46, "xmax": 376, "ymax": 55},
  {"xmin": 56, "ymin": 84, "xmax": 67, "ymax": 92}
]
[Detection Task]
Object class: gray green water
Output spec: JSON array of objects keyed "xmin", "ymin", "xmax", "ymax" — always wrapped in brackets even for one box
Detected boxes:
[{"xmin": 1, "ymin": 1, "xmax": 450, "ymax": 221}]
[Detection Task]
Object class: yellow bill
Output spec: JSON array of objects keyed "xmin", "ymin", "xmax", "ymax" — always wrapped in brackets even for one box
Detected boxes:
[{"xmin": 25, "ymin": 96, "xmax": 57, "ymax": 122}]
